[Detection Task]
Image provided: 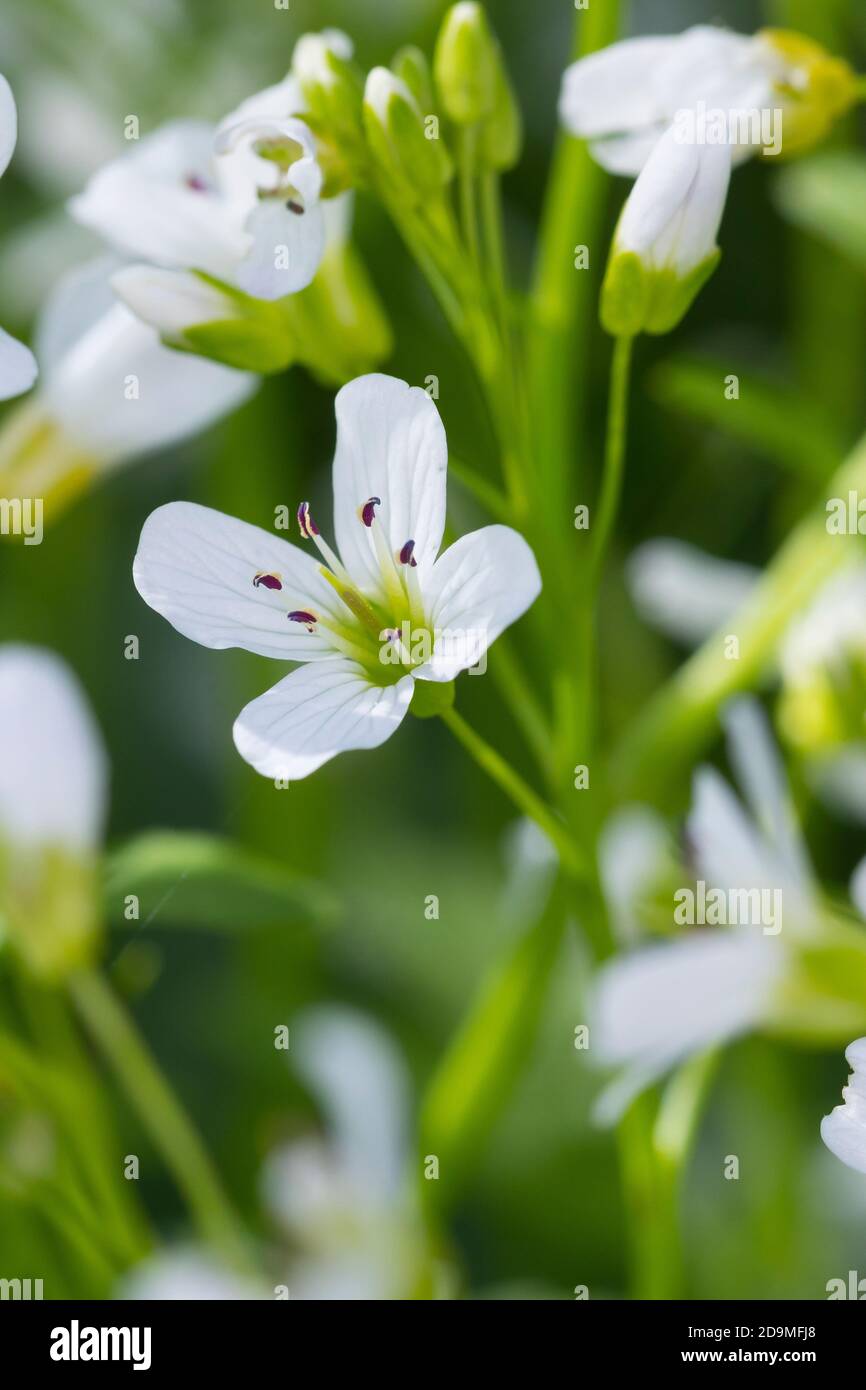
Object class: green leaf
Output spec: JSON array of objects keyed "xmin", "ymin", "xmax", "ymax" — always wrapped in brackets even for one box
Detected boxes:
[
  {"xmin": 774, "ymin": 152, "xmax": 866, "ymax": 274},
  {"xmin": 103, "ymin": 832, "xmax": 338, "ymax": 932},
  {"xmin": 649, "ymin": 355, "xmax": 843, "ymax": 480}
]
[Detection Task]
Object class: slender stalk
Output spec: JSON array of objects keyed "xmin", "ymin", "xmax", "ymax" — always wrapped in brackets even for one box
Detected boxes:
[
  {"xmin": 591, "ymin": 335, "xmax": 633, "ymax": 576},
  {"xmin": 488, "ymin": 636, "xmax": 557, "ymax": 792},
  {"xmin": 440, "ymin": 707, "xmax": 587, "ymax": 880},
  {"xmin": 69, "ymin": 967, "xmax": 255, "ymax": 1277},
  {"xmin": 458, "ymin": 126, "xmax": 481, "ymax": 268}
]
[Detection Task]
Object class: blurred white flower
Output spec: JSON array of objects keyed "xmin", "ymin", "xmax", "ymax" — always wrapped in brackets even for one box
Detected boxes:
[
  {"xmin": 133, "ymin": 373, "xmax": 541, "ymax": 780},
  {"xmin": 0, "ymin": 74, "xmax": 38, "ymax": 400},
  {"xmin": 592, "ymin": 699, "xmax": 811, "ymax": 1122},
  {"xmin": 559, "ymin": 24, "xmax": 857, "ymax": 175},
  {"xmin": 70, "ymin": 109, "xmax": 325, "ymax": 308},
  {"xmin": 0, "ymin": 258, "xmax": 256, "ymax": 514},
  {"xmin": 121, "ymin": 1008, "xmax": 431, "ymax": 1301},
  {"xmin": 263, "ymin": 1007, "xmax": 424, "ymax": 1300},
  {"xmin": 821, "ymin": 1038, "xmax": 866, "ymax": 1176},
  {"xmin": 0, "ymin": 645, "xmax": 107, "ymax": 977}
]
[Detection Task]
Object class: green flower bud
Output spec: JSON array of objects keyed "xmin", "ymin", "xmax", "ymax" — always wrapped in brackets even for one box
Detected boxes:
[
  {"xmin": 433, "ymin": 2, "xmax": 499, "ymax": 125},
  {"xmin": 600, "ymin": 127, "xmax": 729, "ymax": 338},
  {"xmin": 292, "ymin": 31, "xmax": 367, "ymax": 193},
  {"xmin": 363, "ymin": 67, "xmax": 453, "ymax": 204},
  {"xmin": 391, "ymin": 46, "xmax": 435, "ymax": 114}
]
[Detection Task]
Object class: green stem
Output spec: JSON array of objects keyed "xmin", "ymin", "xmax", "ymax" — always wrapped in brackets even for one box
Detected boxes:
[
  {"xmin": 458, "ymin": 126, "xmax": 481, "ymax": 267},
  {"xmin": 591, "ymin": 335, "xmax": 633, "ymax": 576},
  {"xmin": 441, "ymin": 706, "xmax": 586, "ymax": 880},
  {"xmin": 611, "ymin": 427, "xmax": 866, "ymax": 801},
  {"xmin": 488, "ymin": 636, "xmax": 557, "ymax": 792},
  {"xmin": 69, "ymin": 967, "xmax": 255, "ymax": 1277}
]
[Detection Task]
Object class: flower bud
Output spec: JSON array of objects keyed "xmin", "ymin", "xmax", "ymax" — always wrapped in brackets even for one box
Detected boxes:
[
  {"xmin": 601, "ymin": 126, "xmax": 730, "ymax": 337},
  {"xmin": 291, "ymin": 30, "xmax": 367, "ymax": 193},
  {"xmin": 433, "ymin": 3, "xmax": 499, "ymax": 125},
  {"xmin": 432, "ymin": 3, "xmax": 522, "ymax": 169},
  {"xmin": 391, "ymin": 46, "xmax": 434, "ymax": 115},
  {"xmin": 363, "ymin": 68, "xmax": 453, "ymax": 204}
]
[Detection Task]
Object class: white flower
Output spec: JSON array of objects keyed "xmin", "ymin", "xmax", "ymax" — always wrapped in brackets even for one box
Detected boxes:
[
  {"xmin": 133, "ymin": 373, "xmax": 541, "ymax": 780},
  {"xmin": 591, "ymin": 699, "xmax": 810, "ymax": 1122},
  {"xmin": 70, "ymin": 109, "xmax": 325, "ymax": 307},
  {"xmin": 559, "ymin": 24, "xmax": 856, "ymax": 175},
  {"xmin": 821, "ymin": 1038, "xmax": 866, "ymax": 1176},
  {"xmin": 0, "ymin": 74, "xmax": 37, "ymax": 400},
  {"xmin": 601, "ymin": 124, "xmax": 731, "ymax": 336},
  {"xmin": 263, "ymin": 1007, "xmax": 423, "ymax": 1300},
  {"xmin": 14, "ymin": 258, "xmax": 256, "ymax": 476}
]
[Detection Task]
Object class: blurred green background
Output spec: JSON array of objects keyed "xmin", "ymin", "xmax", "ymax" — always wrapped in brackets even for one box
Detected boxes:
[{"xmin": 1, "ymin": 0, "xmax": 866, "ymax": 1299}]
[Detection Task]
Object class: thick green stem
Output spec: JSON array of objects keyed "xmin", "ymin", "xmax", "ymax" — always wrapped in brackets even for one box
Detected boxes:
[
  {"xmin": 69, "ymin": 967, "xmax": 254, "ymax": 1277},
  {"xmin": 441, "ymin": 707, "xmax": 587, "ymax": 881}
]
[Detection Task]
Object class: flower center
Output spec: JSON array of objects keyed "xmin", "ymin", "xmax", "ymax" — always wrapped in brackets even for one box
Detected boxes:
[{"xmin": 251, "ymin": 500, "xmax": 431, "ymax": 682}]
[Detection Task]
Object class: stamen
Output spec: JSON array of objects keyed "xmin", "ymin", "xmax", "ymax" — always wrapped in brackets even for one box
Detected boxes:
[
  {"xmin": 185, "ymin": 173, "xmax": 210, "ymax": 193},
  {"xmin": 253, "ymin": 571, "xmax": 283, "ymax": 590},
  {"xmin": 287, "ymin": 610, "xmax": 318, "ymax": 632},
  {"xmin": 297, "ymin": 502, "xmax": 319, "ymax": 539},
  {"xmin": 360, "ymin": 496, "xmax": 381, "ymax": 528},
  {"xmin": 286, "ymin": 199, "xmax": 305, "ymax": 215},
  {"xmin": 398, "ymin": 539, "xmax": 417, "ymax": 567}
]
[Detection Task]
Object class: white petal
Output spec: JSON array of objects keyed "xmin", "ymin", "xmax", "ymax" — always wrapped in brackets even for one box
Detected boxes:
[
  {"xmin": 0, "ymin": 326, "xmax": 37, "ymax": 400},
  {"xmin": 558, "ymin": 38, "xmax": 680, "ymax": 140},
  {"xmin": 592, "ymin": 930, "xmax": 782, "ymax": 1124},
  {"xmin": 414, "ymin": 525, "xmax": 541, "ymax": 681},
  {"xmin": 35, "ymin": 256, "xmax": 119, "ymax": 374},
  {"xmin": 616, "ymin": 123, "xmax": 731, "ymax": 275},
  {"xmin": 331, "ymin": 374, "xmax": 448, "ymax": 593},
  {"xmin": 821, "ymin": 1037, "xmax": 866, "ymax": 1176},
  {"xmin": 598, "ymin": 806, "xmax": 670, "ymax": 945},
  {"xmin": 236, "ymin": 198, "xmax": 325, "ymax": 299},
  {"xmin": 133, "ymin": 502, "xmax": 340, "ymax": 661},
  {"xmin": 627, "ymin": 539, "xmax": 758, "ymax": 646},
  {"xmin": 654, "ymin": 25, "xmax": 776, "ymax": 119},
  {"xmin": 0, "ymin": 645, "xmax": 107, "ymax": 853},
  {"xmin": 688, "ymin": 767, "xmax": 783, "ymax": 899},
  {"xmin": 0, "ymin": 73, "xmax": 18, "ymax": 178},
  {"xmin": 587, "ymin": 127, "xmax": 669, "ymax": 177},
  {"xmin": 218, "ymin": 73, "xmax": 303, "ymax": 131},
  {"xmin": 294, "ymin": 1007, "xmax": 409, "ymax": 1199},
  {"xmin": 111, "ymin": 265, "xmax": 240, "ymax": 336},
  {"xmin": 722, "ymin": 698, "xmax": 813, "ymax": 900},
  {"xmin": 233, "ymin": 659, "xmax": 414, "ymax": 779},
  {"xmin": 42, "ymin": 303, "xmax": 256, "ymax": 462},
  {"xmin": 69, "ymin": 121, "xmax": 248, "ymax": 281}
]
